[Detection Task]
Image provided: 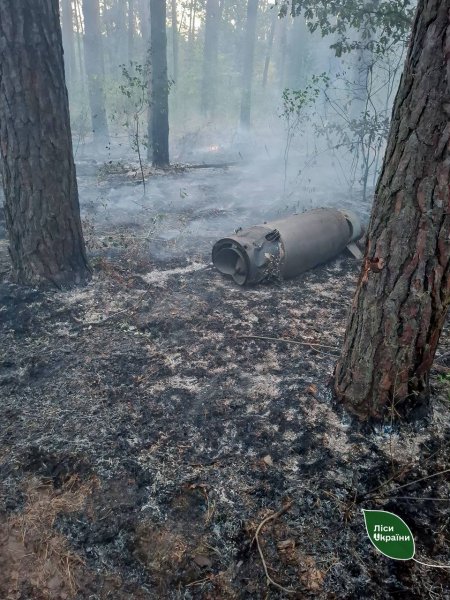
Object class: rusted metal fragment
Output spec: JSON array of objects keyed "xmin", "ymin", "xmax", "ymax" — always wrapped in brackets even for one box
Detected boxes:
[{"xmin": 212, "ymin": 208, "xmax": 363, "ymax": 285}]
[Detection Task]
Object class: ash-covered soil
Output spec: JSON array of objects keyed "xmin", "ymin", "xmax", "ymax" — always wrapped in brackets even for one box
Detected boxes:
[{"xmin": 0, "ymin": 162, "xmax": 449, "ymax": 599}]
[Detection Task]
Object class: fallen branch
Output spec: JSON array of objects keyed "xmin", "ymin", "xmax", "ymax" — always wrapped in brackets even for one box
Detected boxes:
[
  {"xmin": 252, "ymin": 500, "xmax": 300, "ymax": 595},
  {"xmin": 237, "ymin": 335, "xmax": 339, "ymax": 350},
  {"xmin": 186, "ymin": 162, "xmax": 237, "ymax": 170},
  {"xmin": 237, "ymin": 335, "xmax": 340, "ymax": 358}
]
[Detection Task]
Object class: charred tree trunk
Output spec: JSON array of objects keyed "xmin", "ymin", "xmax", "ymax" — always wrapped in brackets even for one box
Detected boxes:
[
  {"xmin": 201, "ymin": 0, "xmax": 220, "ymax": 116},
  {"xmin": 240, "ymin": 0, "xmax": 259, "ymax": 127},
  {"xmin": 0, "ymin": 0, "xmax": 91, "ymax": 288},
  {"xmin": 335, "ymin": 0, "xmax": 450, "ymax": 420},
  {"xmin": 61, "ymin": 0, "xmax": 76, "ymax": 88},
  {"xmin": 82, "ymin": 0, "xmax": 109, "ymax": 145},
  {"xmin": 150, "ymin": 0, "xmax": 169, "ymax": 167}
]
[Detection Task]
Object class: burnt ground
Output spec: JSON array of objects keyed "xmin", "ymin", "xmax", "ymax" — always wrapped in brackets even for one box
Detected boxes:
[{"xmin": 0, "ymin": 161, "xmax": 449, "ymax": 599}]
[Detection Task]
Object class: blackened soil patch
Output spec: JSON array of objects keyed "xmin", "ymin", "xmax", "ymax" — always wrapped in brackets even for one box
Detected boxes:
[{"xmin": 0, "ymin": 251, "xmax": 449, "ymax": 599}]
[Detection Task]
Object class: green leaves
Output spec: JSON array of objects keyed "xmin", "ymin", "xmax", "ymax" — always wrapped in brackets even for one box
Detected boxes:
[
  {"xmin": 363, "ymin": 510, "xmax": 415, "ymax": 560},
  {"xmin": 280, "ymin": 73, "xmax": 329, "ymax": 120},
  {"xmin": 280, "ymin": 0, "xmax": 414, "ymax": 57}
]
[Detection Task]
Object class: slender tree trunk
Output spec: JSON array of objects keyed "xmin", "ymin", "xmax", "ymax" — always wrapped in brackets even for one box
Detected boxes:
[
  {"xmin": 82, "ymin": 0, "xmax": 109, "ymax": 145},
  {"xmin": 188, "ymin": 0, "xmax": 196, "ymax": 60},
  {"xmin": 61, "ymin": 0, "xmax": 76, "ymax": 88},
  {"xmin": 277, "ymin": 14, "xmax": 288, "ymax": 90},
  {"xmin": 137, "ymin": 0, "xmax": 152, "ymax": 159},
  {"xmin": 101, "ymin": 0, "xmax": 114, "ymax": 75},
  {"xmin": 146, "ymin": 1, "xmax": 153, "ymax": 161},
  {"xmin": 0, "ymin": 0, "xmax": 91, "ymax": 288},
  {"xmin": 262, "ymin": 5, "xmax": 276, "ymax": 88},
  {"xmin": 201, "ymin": 0, "xmax": 220, "ymax": 116},
  {"xmin": 150, "ymin": 0, "xmax": 169, "ymax": 167},
  {"xmin": 128, "ymin": 0, "xmax": 135, "ymax": 64},
  {"xmin": 240, "ymin": 0, "xmax": 259, "ymax": 127},
  {"xmin": 74, "ymin": 0, "xmax": 86, "ymax": 95},
  {"xmin": 285, "ymin": 13, "xmax": 309, "ymax": 88},
  {"xmin": 171, "ymin": 0, "xmax": 179, "ymax": 83},
  {"xmin": 335, "ymin": 0, "xmax": 450, "ymax": 420},
  {"xmin": 139, "ymin": 0, "xmax": 150, "ymax": 45},
  {"xmin": 114, "ymin": 0, "xmax": 127, "ymax": 67},
  {"xmin": 351, "ymin": 1, "xmax": 377, "ymax": 119}
]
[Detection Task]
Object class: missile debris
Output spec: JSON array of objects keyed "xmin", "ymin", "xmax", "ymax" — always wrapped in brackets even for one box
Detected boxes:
[{"xmin": 212, "ymin": 207, "xmax": 363, "ymax": 285}]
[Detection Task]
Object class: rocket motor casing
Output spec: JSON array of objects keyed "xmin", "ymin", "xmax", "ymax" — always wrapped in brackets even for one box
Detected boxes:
[{"xmin": 212, "ymin": 208, "xmax": 363, "ymax": 285}]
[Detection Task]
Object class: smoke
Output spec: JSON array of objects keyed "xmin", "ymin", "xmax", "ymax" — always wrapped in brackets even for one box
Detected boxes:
[{"xmin": 75, "ymin": 117, "xmax": 372, "ymax": 265}]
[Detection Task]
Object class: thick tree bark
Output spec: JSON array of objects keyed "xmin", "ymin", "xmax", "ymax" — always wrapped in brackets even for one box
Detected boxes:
[
  {"xmin": 240, "ymin": 0, "xmax": 259, "ymax": 127},
  {"xmin": 201, "ymin": 0, "xmax": 220, "ymax": 116},
  {"xmin": 61, "ymin": 0, "xmax": 76, "ymax": 88},
  {"xmin": 335, "ymin": 0, "xmax": 450, "ymax": 420},
  {"xmin": 0, "ymin": 0, "xmax": 91, "ymax": 288},
  {"xmin": 82, "ymin": 0, "xmax": 110, "ymax": 145},
  {"xmin": 150, "ymin": 0, "xmax": 169, "ymax": 167}
]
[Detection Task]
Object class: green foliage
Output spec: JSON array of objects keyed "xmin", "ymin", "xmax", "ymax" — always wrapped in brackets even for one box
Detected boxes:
[
  {"xmin": 281, "ymin": 73, "xmax": 330, "ymax": 119},
  {"xmin": 282, "ymin": 0, "xmax": 415, "ymax": 55}
]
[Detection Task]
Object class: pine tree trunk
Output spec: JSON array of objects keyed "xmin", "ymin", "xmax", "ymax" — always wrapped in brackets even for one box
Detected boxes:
[
  {"xmin": 335, "ymin": 0, "xmax": 450, "ymax": 420},
  {"xmin": 150, "ymin": 0, "xmax": 169, "ymax": 167},
  {"xmin": 74, "ymin": 0, "xmax": 87, "ymax": 95},
  {"xmin": 240, "ymin": 0, "xmax": 259, "ymax": 127},
  {"xmin": 277, "ymin": 14, "xmax": 288, "ymax": 90},
  {"xmin": 61, "ymin": 0, "xmax": 76, "ymax": 88},
  {"xmin": 0, "ymin": 0, "xmax": 91, "ymax": 288},
  {"xmin": 171, "ymin": 0, "xmax": 179, "ymax": 83},
  {"xmin": 138, "ymin": 0, "xmax": 152, "ymax": 159},
  {"xmin": 262, "ymin": 6, "xmax": 276, "ymax": 89},
  {"xmin": 82, "ymin": 0, "xmax": 110, "ymax": 145},
  {"xmin": 114, "ymin": 0, "xmax": 127, "ymax": 67},
  {"xmin": 128, "ymin": 0, "xmax": 135, "ymax": 64},
  {"xmin": 139, "ymin": 0, "xmax": 150, "ymax": 46},
  {"xmin": 201, "ymin": 0, "xmax": 220, "ymax": 116}
]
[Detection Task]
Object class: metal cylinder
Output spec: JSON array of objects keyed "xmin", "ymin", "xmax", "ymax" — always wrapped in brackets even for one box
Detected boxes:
[{"xmin": 212, "ymin": 208, "xmax": 362, "ymax": 285}]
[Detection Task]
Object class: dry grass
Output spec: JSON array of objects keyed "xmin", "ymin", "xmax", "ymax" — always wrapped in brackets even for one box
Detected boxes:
[{"xmin": 0, "ymin": 476, "xmax": 95, "ymax": 599}]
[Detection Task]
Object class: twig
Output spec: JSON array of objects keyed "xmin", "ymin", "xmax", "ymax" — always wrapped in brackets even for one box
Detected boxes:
[
  {"xmin": 237, "ymin": 335, "xmax": 340, "ymax": 356},
  {"xmin": 238, "ymin": 335, "xmax": 339, "ymax": 350},
  {"xmin": 371, "ymin": 496, "xmax": 450, "ymax": 502},
  {"xmin": 360, "ymin": 439, "xmax": 450, "ymax": 500},
  {"xmin": 72, "ymin": 288, "xmax": 151, "ymax": 327},
  {"xmin": 252, "ymin": 501, "xmax": 300, "ymax": 595},
  {"xmin": 433, "ymin": 363, "xmax": 450, "ymax": 373},
  {"xmin": 185, "ymin": 574, "xmax": 215, "ymax": 587},
  {"xmin": 186, "ymin": 162, "xmax": 237, "ymax": 169},
  {"xmin": 390, "ymin": 468, "xmax": 450, "ymax": 492}
]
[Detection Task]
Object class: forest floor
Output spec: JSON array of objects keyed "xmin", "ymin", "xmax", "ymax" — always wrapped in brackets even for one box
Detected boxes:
[{"xmin": 0, "ymin": 148, "xmax": 449, "ymax": 599}]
